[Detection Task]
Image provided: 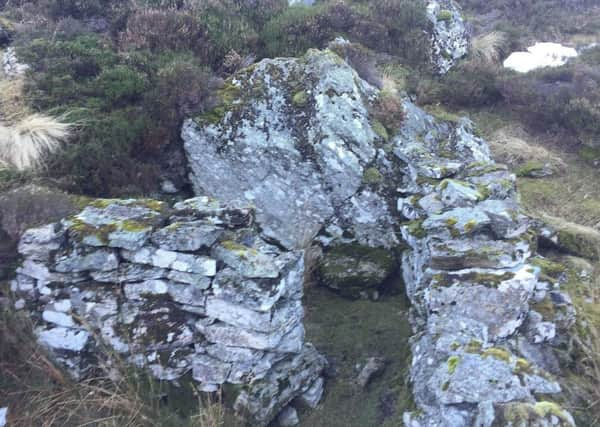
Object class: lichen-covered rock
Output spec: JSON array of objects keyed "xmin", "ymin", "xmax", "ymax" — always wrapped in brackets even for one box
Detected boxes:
[
  {"xmin": 183, "ymin": 49, "xmax": 410, "ymax": 296},
  {"xmin": 318, "ymin": 244, "xmax": 396, "ymax": 298},
  {"xmin": 426, "ymin": 0, "xmax": 469, "ymax": 74},
  {"xmin": 13, "ymin": 197, "xmax": 326, "ymax": 425},
  {"xmin": 183, "ymin": 49, "xmax": 398, "ymax": 252},
  {"xmin": 395, "ymin": 102, "xmax": 574, "ymax": 425},
  {"xmin": 182, "ymin": 47, "xmax": 573, "ymax": 425}
]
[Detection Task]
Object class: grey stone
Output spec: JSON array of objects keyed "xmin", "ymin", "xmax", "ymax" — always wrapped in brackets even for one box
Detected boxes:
[
  {"xmin": 277, "ymin": 406, "xmax": 300, "ymax": 426},
  {"xmin": 121, "ymin": 247, "xmax": 216, "ymax": 276},
  {"xmin": 14, "ymin": 195, "xmax": 325, "ymax": 425},
  {"xmin": 151, "ymin": 221, "xmax": 223, "ymax": 252},
  {"xmin": 18, "ymin": 224, "xmax": 65, "ymax": 261},
  {"xmin": 298, "ymin": 376, "xmax": 325, "ymax": 409},
  {"xmin": 55, "ymin": 248, "xmax": 119, "ymax": 273},
  {"xmin": 183, "ymin": 49, "xmax": 397, "ymax": 251},
  {"xmin": 37, "ymin": 327, "xmax": 90, "ymax": 352},
  {"xmin": 426, "ymin": 0, "xmax": 469, "ymax": 73},
  {"xmin": 356, "ymin": 357, "xmax": 386, "ymax": 388}
]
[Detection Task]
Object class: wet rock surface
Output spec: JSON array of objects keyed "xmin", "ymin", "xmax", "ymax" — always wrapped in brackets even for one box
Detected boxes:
[{"xmin": 13, "ymin": 197, "xmax": 326, "ymax": 425}]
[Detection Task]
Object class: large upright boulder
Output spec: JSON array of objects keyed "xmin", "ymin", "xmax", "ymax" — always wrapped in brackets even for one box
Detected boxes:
[
  {"xmin": 13, "ymin": 197, "xmax": 326, "ymax": 425},
  {"xmin": 184, "ymin": 49, "xmax": 400, "ymax": 251}
]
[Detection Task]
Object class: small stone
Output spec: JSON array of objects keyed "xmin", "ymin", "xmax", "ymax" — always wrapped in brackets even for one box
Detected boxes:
[
  {"xmin": 42, "ymin": 310, "xmax": 77, "ymax": 328},
  {"xmin": 160, "ymin": 180, "xmax": 178, "ymax": 194},
  {"xmin": 356, "ymin": 357, "xmax": 386, "ymax": 388},
  {"xmin": 14, "ymin": 299, "xmax": 25, "ymax": 310},
  {"xmin": 277, "ymin": 406, "xmax": 300, "ymax": 426},
  {"xmin": 37, "ymin": 327, "xmax": 90, "ymax": 352},
  {"xmin": 299, "ymin": 377, "xmax": 324, "ymax": 409}
]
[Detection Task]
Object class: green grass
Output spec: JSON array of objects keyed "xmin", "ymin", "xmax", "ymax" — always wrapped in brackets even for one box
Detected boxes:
[{"xmin": 300, "ymin": 283, "xmax": 414, "ymax": 427}]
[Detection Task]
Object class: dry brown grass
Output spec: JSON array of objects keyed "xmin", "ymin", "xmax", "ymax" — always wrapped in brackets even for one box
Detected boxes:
[
  {"xmin": 488, "ymin": 125, "xmax": 567, "ymax": 173},
  {"xmin": 470, "ymin": 31, "xmax": 509, "ymax": 66},
  {"xmin": 0, "ymin": 78, "xmax": 30, "ymax": 123}
]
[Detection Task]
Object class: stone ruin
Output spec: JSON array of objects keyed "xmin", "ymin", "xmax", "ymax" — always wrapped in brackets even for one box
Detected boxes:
[
  {"xmin": 12, "ymin": 197, "xmax": 326, "ymax": 424},
  {"xmin": 13, "ymin": 47, "xmax": 578, "ymax": 426}
]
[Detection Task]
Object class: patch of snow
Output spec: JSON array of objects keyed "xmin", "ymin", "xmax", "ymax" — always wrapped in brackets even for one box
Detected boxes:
[
  {"xmin": 0, "ymin": 407, "xmax": 7, "ymax": 427},
  {"xmin": 504, "ymin": 42, "xmax": 578, "ymax": 73}
]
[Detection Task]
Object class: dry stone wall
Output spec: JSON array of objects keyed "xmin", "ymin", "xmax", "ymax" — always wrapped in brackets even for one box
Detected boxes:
[{"xmin": 12, "ymin": 197, "xmax": 326, "ymax": 425}]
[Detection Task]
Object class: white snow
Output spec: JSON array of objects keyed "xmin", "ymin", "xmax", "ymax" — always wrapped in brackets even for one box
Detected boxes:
[
  {"xmin": 0, "ymin": 407, "xmax": 7, "ymax": 427},
  {"xmin": 504, "ymin": 42, "xmax": 578, "ymax": 73}
]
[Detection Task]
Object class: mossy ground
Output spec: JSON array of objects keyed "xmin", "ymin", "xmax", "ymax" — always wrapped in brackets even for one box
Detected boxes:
[{"xmin": 300, "ymin": 281, "xmax": 413, "ymax": 427}]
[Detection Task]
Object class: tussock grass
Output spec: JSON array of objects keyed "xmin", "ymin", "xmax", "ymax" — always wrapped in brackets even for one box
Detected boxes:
[
  {"xmin": 0, "ymin": 114, "xmax": 71, "ymax": 171},
  {"xmin": 470, "ymin": 31, "xmax": 508, "ymax": 66},
  {"xmin": 488, "ymin": 125, "xmax": 566, "ymax": 173}
]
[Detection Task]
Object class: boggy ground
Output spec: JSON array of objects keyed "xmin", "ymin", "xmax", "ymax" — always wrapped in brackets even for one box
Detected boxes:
[{"xmin": 300, "ymin": 278, "xmax": 413, "ymax": 427}]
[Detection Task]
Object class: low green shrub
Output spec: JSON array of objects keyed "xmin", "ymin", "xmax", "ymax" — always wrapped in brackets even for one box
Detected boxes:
[{"xmin": 21, "ymin": 34, "xmax": 217, "ymax": 196}]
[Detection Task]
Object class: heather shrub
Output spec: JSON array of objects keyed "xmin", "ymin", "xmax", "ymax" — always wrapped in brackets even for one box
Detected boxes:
[
  {"xmin": 261, "ymin": 3, "xmax": 347, "ymax": 58},
  {"xmin": 499, "ymin": 60, "xmax": 600, "ymax": 146},
  {"xmin": 21, "ymin": 34, "xmax": 217, "ymax": 195},
  {"xmin": 371, "ymin": 89, "xmax": 404, "ymax": 136},
  {"xmin": 329, "ymin": 39, "xmax": 381, "ymax": 88},
  {"xmin": 367, "ymin": 0, "xmax": 431, "ymax": 66},
  {"xmin": 119, "ymin": 8, "xmax": 209, "ymax": 53},
  {"xmin": 438, "ymin": 63, "xmax": 503, "ymax": 107}
]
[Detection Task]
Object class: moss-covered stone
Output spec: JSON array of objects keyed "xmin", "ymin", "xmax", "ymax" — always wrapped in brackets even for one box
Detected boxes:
[
  {"xmin": 437, "ymin": 9, "xmax": 453, "ymax": 22},
  {"xmin": 318, "ymin": 243, "xmax": 397, "ymax": 299},
  {"xmin": 362, "ymin": 167, "xmax": 383, "ymax": 185},
  {"xmin": 516, "ymin": 160, "xmax": 547, "ymax": 177},
  {"xmin": 371, "ymin": 120, "xmax": 390, "ymax": 141},
  {"xmin": 530, "ymin": 257, "xmax": 567, "ymax": 278},
  {"xmin": 292, "ymin": 90, "xmax": 309, "ymax": 107},
  {"xmin": 556, "ymin": 222, "xmax": 600, "ymax": 260},
  {"xmin": 447, "ymin": 356, "xmax": 460, "ymax": 375}
]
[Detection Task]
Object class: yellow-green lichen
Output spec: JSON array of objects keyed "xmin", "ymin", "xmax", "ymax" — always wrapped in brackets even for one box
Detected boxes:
[
  {"xmin": 292, "ymin": 90, "xmax": 309, "ymax": 107},
  {"xmin": 363, "ymin": 167, "xmax": 383, "ymax": 185},
  {"xmin": 220, "ymin": 240, "xmax": 259, "ymax": 259},
  {"xmin": 406, "ymin": 219, "xmax": 427, "ymax": 238},
  {"xmin": 482, "ymin": 347, "xmax": 511, "ymax": 363},
  {"xmin": 372, "ymin": 120, "xmax": 389, "ymax": 141},
  {"xmin": 464, "ymin": 219, "xmax": 477, "ymax": 233},
  {"xmin": 534, "ymin": 401, "xmax": 573, "ymax": 424},
  {"xmin": 445, "ymin": 217, "xmax": 458, "ymax": 227},
  {"xmin": 465, "ymin": 340, "xmax": 482, "ymax": 353},
  {"xmin": 438, "ymin": 10, "xmax": 453, "ymax": 22},
  {"xmin": 447, "ymin": 356, "xmax": 460, "ymax": 375}
]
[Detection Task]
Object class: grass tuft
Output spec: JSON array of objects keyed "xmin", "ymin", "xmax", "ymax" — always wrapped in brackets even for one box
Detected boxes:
[{"xmin": 0, "ymin": 114, "xmax": 71, "ymax": 171}]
